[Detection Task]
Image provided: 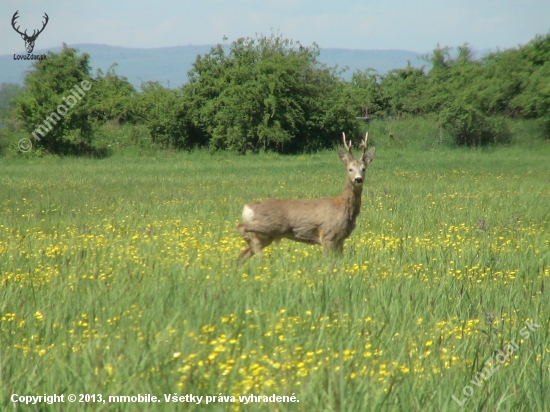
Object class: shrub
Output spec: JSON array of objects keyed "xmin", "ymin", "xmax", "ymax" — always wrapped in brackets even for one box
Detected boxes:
[
  {"xmin": 440, "ymin": 103, "xmax": 511, "ymax": 147},
  {"xmin": 183, "ymin": 34, "xmax": 357, "ymax": 153}
]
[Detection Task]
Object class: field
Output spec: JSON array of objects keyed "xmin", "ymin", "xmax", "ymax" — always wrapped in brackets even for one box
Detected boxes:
[{"xmin": 1, "ymin": 140, "xmax": 549, "ymax": 411}]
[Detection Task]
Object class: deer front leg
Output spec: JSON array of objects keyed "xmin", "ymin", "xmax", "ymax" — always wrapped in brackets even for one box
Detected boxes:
[
  {"xmin": 322, "ymin": 238, "xmax": 345, "ymax": 255},
  {"xmin": 334, "ymin": 239, "xmax": 345, "ymax": 254},
  {"xmin": 322, "ymin": 239, "xmax": 336, "ymax": 254}
]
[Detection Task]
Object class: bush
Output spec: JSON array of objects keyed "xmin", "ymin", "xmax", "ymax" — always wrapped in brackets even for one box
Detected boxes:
[
  {"xmin": 183, "ymin": 34, "xmax": 357, "ymax": 154},
  {"xmin": 131, "ymin": 82, "xmax": 189, "ymax": 148},
  {"xmin": 0, "ymin": 83, "xmax": 24, "ymax": 123},
  {"xmin": 12, "ymin": 45, "xmax": 94, "ymax": 154},
  {"xmin": 87, "ymin": 66, "xmax": 136, "ymax": 125},
  {"xmin": 440, "ymin": 103, "xmax": 511, "ymax": 147},
  {"xmin": 541, "ymin": 117, "xmax": 550, "ymax": 140}
]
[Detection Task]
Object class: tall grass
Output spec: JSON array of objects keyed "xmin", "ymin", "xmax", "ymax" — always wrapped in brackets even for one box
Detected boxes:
[{"xmin": 0, "ymin": 138, "xmax": 549, "ymax": 410}]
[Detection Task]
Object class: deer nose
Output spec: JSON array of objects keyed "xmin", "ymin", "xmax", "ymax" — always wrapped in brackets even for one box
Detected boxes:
[{"xmin": 354, "ymin": 177, "xmax": 363, "ymax": 184}]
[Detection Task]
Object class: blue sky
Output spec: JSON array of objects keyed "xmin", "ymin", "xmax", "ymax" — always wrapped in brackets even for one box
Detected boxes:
[{"xmin": 1, "ymin": 0, "xmax": 549, "ymax": 55}]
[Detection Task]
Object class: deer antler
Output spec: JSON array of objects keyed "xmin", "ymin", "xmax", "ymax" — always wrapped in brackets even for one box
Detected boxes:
[
  {"xmin": 342, "ymin": 132, "xmax": 353, "ymax": 154},
  {"xmin": 359, "ymin": 132, "xmax": 369, "ymax": 158},
  {"xmin": 32, "ymin": 13, "xmax": 49, "ymax": 39},
  {"xmin": 11, "ymin": 11, "xmax": 26, "ymax": 37},
  {"xmin": 11, "ymin": 11, "xmax": 49, "ymax": 40}
]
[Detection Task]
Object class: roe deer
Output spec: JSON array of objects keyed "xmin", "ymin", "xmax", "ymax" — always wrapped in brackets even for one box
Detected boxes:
[{"xmin": 237, "ymin": 132, "xmax": 375, "ymax": 264}]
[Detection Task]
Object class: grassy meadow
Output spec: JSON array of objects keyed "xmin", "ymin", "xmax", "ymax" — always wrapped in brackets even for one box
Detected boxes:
[{"xmin": 0, "ymin": 129, "xmax": 549, "ymax": 410}]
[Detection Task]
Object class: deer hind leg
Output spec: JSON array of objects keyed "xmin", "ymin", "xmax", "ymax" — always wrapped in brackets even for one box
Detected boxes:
[
  {"xmin": 237, "ymin": 223, "xmax": 254, "ymax": 264},
  {"xmin": 251, "ymin": 233, "xmax": 274, "ymax": 256},
  {"xmin": 237, "ymin": 224, "xmax": 274, "ymax": 264},
  {"xmin": 238, "ymin": 245, "xmax": 255, "ymax": 264}
]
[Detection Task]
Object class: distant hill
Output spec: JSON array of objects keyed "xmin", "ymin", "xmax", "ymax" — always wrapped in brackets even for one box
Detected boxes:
[{"xmin": 1, "ymin": 44, "xmax": 425, "ymax": 89}]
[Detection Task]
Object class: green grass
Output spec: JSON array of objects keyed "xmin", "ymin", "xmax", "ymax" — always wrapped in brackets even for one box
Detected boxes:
[{"xmin": 0, "ymin": 142, "xmax": 549, "ymax": 411}]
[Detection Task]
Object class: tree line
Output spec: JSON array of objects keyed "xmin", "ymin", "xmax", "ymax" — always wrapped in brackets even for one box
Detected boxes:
[{"xmin": 1, "ymin": 32, "xmax": 549, "ymax": 154}]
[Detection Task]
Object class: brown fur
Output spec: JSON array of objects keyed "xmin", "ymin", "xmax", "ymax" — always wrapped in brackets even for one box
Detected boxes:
[{"xmin": 237, "ymin": 134, "xmax": 375, "ymax": 264}]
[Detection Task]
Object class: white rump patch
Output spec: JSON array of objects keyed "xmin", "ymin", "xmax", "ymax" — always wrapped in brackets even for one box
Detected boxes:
[{"xmin": 242, "ymin": 205, "xmax": 254, "ymax": 223}]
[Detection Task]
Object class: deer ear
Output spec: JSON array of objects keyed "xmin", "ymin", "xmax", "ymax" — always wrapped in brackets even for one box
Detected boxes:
[
  {"xmin": 361, "ymin": 147, "xmax": 376, "ymax": 165},
  {"xmin": 338, "ymin": 147, "xmax": 353, "ymax": 165}
]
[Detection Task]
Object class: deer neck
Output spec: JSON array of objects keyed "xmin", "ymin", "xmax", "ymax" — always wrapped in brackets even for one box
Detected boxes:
[{"xmin": 341, "ymin": 180, "xmax": 363, "ymax": 221}]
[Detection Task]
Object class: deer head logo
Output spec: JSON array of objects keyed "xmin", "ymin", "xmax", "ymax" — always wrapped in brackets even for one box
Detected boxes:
[{"xmin": 11, "ymin": 11, "xmax": 49, "ymax": 54}]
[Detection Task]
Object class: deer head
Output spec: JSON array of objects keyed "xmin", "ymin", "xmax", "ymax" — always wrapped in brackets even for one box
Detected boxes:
[
  {"xmin": 338, "ymin": 132, "xmax": 376, "ymax": 187},
  {"xmin": 11, "ymin": 11, "xmax": 49, "ymax": 54}
]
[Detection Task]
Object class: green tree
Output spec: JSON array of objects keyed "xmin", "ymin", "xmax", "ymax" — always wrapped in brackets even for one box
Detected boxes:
[
  {"xmin": 87, "ymin": 65, "xmax": 136, "ymax": 124},
  {"xmin": 132, "ymin": 82, "xmax": 190, "ymax": 148},
  {"xmin": 474, "ymin": 49, "xmax": 527, "ymax": 116},
  {"xmin": 440, "ymin": 103, "xmax": 511, "ymax": 147},
  {"xmin": 514, "ymin": 63, "xmax": 550, "ymax": 138},
  {"xmin": 378, "ymin": 64, "xmax": 427, "ymax": 115},
  {"xmin": 512, "ymin": 33, "xmax": 550, "ymax": 137},
  {"xmin": 421, "ymin": 44, "xmax": 511, "ymax": 146},
  {"xmin": 183, "ymin": 34, "xmax": 357, "ymax": 153},
  {"xmin": 0, "ymin": 83, "xmax": 24, "ymax": 122},
  {"xmin": 347, "ymin": 69, "xmax": 384, "ymax": 117},
  {"xmin": 12, "ymin": 45, "xmax": 94, "ymax": 153}
]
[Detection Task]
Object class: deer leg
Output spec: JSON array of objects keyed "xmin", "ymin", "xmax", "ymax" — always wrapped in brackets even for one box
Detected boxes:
[
  {"xmin": 237, "ymin": 234, "xmax": 274, "ymax": 264},
  {"xmin": 238, "ymin": 246, "xmax": 255, "ymax": 264},
  {"xmin": 322, "ymin": 238, "xmax": 345, "ymax": 255},
  {"xmin": 251, "ymin": 233, "xmax": 273, "ymax": 257},
  {"xmin": 335, "ymin": 240, "xmax": 345, "ymax": 254},
  {"xmin": 322, "ymin": 239, "xmax": 335, "ymax": 254},
  {"xmin": 237, "ymin": 223, "xmax": 248, "ymax": 238},
  {"xmin": 237, "ymin": 223, "xmax": 255, "ymax": 264},
  {"xmin": 237, "ymin": 224, "xmax": 274, "ymax": 264}
]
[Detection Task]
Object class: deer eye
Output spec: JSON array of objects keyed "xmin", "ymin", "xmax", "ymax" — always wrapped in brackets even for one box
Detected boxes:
[
  {"xmin": 348, "ymin": 168, "xmax": 353, "ymax": 172},
  {"xmin": 362, "ymin": 167, "xmax": 366, "ymax": 172}
]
